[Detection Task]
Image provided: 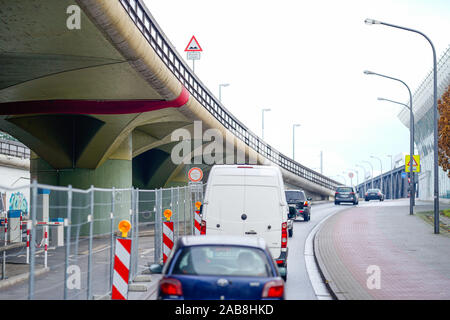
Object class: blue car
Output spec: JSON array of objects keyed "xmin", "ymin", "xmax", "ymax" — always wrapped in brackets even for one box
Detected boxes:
[{"xmin": 149, "ymin": 235, "xmax": 285, "ymax": 300}]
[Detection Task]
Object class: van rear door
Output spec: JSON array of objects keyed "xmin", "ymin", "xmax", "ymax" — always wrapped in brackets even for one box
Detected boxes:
[{"xmin": 204, "ymin": 173, "xmax": 245, "ymax": 235}]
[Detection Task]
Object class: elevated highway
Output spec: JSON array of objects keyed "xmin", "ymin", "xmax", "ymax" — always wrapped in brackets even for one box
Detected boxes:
[{"xmin": 0, "ymin": 0, "xmax": 340, "ymax": 200}]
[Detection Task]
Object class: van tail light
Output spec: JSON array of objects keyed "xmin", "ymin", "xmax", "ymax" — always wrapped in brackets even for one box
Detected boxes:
[
  {"xmin": 200, "ymin": 220, "xmax": 206, "ymax": 235},
  {"xmin": 281, "ymin": 222, "xmax": 287, "ymax": 248},
  {"xmin": 262, "ymin": 279, "xmax": 284, "ymax": 298},
  {"xmin": 160, "ymin": 278, "xmax": 183, "ymax": 296}
]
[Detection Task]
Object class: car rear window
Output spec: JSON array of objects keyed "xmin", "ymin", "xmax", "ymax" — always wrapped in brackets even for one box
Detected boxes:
[
  {"xmin": 171, "ymin": 246, "xmax": 272, "ymax": 277},
  {"xmin": 336, "ymin": 187, "xmax": 353, "ymax": 192},
  {"xmin": 367, "ymin": 189, "xmax": 380, "ymax": 193},
  {"xmin": 285, "ymin": 191, "xmax": 306, "ymax": 202}
]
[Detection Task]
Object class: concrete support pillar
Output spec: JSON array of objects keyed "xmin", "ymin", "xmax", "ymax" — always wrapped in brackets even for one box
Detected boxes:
[{"xmin": 30, "ymin": 135, "xmax": 133, "ymax": 235}]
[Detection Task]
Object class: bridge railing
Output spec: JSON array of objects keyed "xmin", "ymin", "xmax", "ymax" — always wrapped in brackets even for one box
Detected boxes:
[
  {"xmin": 0, "ymin": 138, "xmax": 31, "ymax": 159},
  {"xmin": 118, "ymin": 0, "xmax": 340, "ymax": 191}
]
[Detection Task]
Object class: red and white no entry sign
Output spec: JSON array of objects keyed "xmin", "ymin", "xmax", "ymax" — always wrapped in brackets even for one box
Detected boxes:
[
  {"xmin": 188, "ymin": 167, "xmax": 203, "ymax": 182},
  {"xmin": 348, "ymin": 172, "xmax": 354, "ymax": 179}
]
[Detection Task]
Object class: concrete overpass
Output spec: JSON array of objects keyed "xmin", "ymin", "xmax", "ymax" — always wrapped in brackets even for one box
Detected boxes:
[{"xmin": 0, "ymin": 0, "xmax": 340, "ymax": 201}]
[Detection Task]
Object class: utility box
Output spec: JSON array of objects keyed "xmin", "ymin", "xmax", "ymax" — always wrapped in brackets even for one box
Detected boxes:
[
  {"xmin": 50, "ymin": 218, "xmax": 64, "ymax": 247},
  {"xmin": 7, "ymin": 210, "xmax": 22, "ymax": 243}
]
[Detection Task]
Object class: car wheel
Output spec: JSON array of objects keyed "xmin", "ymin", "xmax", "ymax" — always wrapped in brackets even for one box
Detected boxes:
[
  {"xmin": 288, "ymin": 228, "xmax": 293, "ymax": 238},
  {"xmin": 365, "ymin": 198, "xmax": 368, "ymax": 201},
  {"xmin": 335, "ymin": 201, "xmax": 339, "ymax": 205}
]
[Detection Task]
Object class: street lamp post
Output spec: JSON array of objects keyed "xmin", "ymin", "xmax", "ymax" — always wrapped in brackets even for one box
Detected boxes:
[
  {"xmin": 362, "ymin": 161, "xmax": 374, "ymax": 189},
  {"xmin": 293, "ymin": 124, "xmax": 301, "ymax": 160},
  {"xmin": 387, "ymin": 154, "xmax": 393, "ymax": 199},
  {"xmin": 261, "ymin": 108, "xmax": 271, "ymax": 140},
  {"xmin": 364, "ymin": 18, "xmax": 438, "ymax": 228},
  {"xmin": 370, "ymin": 155, "xmax": 383, "ymax": 194},
  {"xmin": 219, "ymin": 83, "xmax": 230, "ymax": 102},
  {"xmin": 364, "ymin": 70, "xmax": 415, "ymax": 214}
]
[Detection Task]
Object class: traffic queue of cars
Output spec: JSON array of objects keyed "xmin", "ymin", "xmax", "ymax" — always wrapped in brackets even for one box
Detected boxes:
[{"xmin": 150, "ymin": 165, "xmax": 313, "ymax": 300}]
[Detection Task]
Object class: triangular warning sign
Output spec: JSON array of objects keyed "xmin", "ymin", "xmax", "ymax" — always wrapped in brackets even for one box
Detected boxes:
[
  {"xmin": 406, "ymin": 157, "xmax": 418, "ymax": 167},
  {"xmin": 184, "ymin": 36, "xmax": 202, "ymax": 52}
]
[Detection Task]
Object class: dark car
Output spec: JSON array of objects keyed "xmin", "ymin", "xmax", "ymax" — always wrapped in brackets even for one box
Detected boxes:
[
  {"xmin": 365, "ymin": 188, "xmax": 384, "ymax": 201},
  {"xmin": 149, "ymin": 236, "xmax": 286, "ymax": 300},
  {"xmin": 285, "ymin": 190, "xmax": 311, "ymax": 222},
  {"xmin": 335, "ymin": 186, "xmax": 358, "ymax": 205}
]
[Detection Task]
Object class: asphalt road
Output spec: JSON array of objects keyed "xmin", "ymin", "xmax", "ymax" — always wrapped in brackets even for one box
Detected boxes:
[{"xmin": 284, "ymin": 201, "xmax": 351, "ymax": 300}]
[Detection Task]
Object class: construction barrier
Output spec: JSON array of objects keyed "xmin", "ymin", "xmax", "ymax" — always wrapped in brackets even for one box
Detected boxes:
[
  {"xmin": 162, "ymin": 221, "xmax": 174, "ymax": 264},
  {"xmin": 194, "ymin": 207, "xmax": 201, "ymax": 235},
  {"xmin": 111, "ymin": 237, "xmax": 132, "ymax": 300}
]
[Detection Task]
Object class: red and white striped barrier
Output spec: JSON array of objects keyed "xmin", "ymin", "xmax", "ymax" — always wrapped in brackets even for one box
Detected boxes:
[
  {"xmin": 194, "ymin": 209, "xmax": 201, "ymax": 235},
  {"xmin": 163, "ymin": 221, "xmax": 174, "ymax": 264},
  {"xmin": 26, "ymin": 221, "xmax": 31, "ymax": 264},
  {"xmin": 112, "ymin": 237, "xmax": 132, "ymax": 300}
]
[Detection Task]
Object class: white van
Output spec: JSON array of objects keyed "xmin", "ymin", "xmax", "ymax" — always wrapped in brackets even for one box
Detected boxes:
[{"xmin": 200, "ymin": 165, "xmax": 289, "ymax": 269}]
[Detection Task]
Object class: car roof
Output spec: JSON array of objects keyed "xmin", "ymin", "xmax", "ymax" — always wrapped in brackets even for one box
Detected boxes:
[
  {"xmin": 285, "ymin": 189, "xmax": 305, "ymax": 193},
  {"xmin": 178, "ymin": 235, "xmax": 267, "ymax": 250}
]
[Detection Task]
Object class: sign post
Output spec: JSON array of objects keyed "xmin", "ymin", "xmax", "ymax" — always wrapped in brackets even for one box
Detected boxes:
[{"xmin": 185, "ymin": 35, "xmax": 202, "ymax": 73}]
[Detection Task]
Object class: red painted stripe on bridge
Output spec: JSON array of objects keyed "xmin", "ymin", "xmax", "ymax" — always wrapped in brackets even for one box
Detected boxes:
[{"xmin": 0, "ymin": 86, "xmax": 189, "ymax": 115}]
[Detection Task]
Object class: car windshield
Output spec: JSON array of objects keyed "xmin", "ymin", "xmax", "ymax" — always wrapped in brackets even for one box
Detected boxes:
[
  {"xmin": 172, "ymin": 245, "xmax": 272, "ymax": 277},
  {"xmin": 336, "ymin": 187, "xmax": 353, "ymax": 192},
  {"xmin": 285, "ymin": 191, "xmax": 305, "ymax": 202},
  {"xmin": 368, "ymin": 189, "xmax": 380, "ymax": 193}
]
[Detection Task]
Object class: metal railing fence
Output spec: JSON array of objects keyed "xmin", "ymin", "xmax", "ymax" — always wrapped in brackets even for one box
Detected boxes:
[{"xmin": 0, "ymin": 181, "xmax": 203, "ymax": 300}]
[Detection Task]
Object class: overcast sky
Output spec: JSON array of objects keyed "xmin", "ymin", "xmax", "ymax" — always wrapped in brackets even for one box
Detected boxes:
[{"xmin": 144, "ymin": 0, "xmax": 449, "ymax": 185}]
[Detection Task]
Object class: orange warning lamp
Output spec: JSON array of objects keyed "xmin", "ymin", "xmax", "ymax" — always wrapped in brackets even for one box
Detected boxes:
[
  {"xmin": 195, "ymin": 201, "xmax": 202, "ymax": 210},
  {"xmin": 164, "ymin": 209, "xmax": 172, "ymax": 221},
  {"xmin": 118, "ymin": 220, "xmax": 131, "ymax": 238}
]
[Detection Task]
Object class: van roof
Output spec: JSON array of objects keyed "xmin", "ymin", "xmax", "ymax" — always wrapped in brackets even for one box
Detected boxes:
[
  {"xmin": 178, "ymin": 235, "xmax": 267, "ymax": 249},
  {"xmin": 211, "ymin": 165, "xmax": 280, "ymax": 176}
]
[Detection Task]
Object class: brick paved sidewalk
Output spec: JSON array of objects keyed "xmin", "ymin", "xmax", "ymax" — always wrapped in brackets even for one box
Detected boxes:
[{"xmin": 314, "ymin": 200, "xmax": 450, "ymax": 300}]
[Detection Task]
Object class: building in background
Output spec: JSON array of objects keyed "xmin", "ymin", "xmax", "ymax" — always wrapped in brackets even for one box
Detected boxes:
[{"xmin": 398, "ymin": 46, "xmax": 450, "ymax": 201}]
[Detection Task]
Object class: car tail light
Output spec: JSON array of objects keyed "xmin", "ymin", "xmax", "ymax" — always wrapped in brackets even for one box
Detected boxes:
[
  {"xmin": 262, "ymin": 280, "xmax": 284, "ymax": 298},
  {"xmin": 160, "ymin": 278, "xmax": 183, "ymax": 296},
  {"xmin": 200, "ymin": 220, "xmax": 206, "ymax": 235},
  {"xmin": 335, "ymin": 192, "xmax": 339, "ymax": 195},
  {"xmin": 378, "ymin": 192, "xmax": 381, "ymax": 196},
  {"xmin": 276, "ymin": 259, "xmax": 284, "ymax": 265},
  {"xmin": 365, "ymin": 192, "xmax": 368, "ymax": 196},
  {"xmin": 281, "ymin": 222, "xmax": 287, "ymax": 248},
  {"xmin": 350, "ymin": 192, "xmax": 355, "ymax": 195},
  {"xmin": 298, "ymin": 210, "xmax": 304, "ymax": 213}
]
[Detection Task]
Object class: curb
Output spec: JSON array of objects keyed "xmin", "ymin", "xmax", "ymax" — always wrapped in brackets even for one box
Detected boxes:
[
  {"xmin": 0, "ymin": 267, "xmax": 50, "ymax": 290},
  {"xmin": 313, "ymin": 222, "xmax": 345, "ymax": 300}
]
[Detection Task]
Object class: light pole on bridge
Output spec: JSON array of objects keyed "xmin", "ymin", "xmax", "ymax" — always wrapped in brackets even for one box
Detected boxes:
[
  {"xmin": 218, "ymin": 83, "xmax": 230, "ymax": 102},
  {"xmin": 370, "ymin": 155, "xmax": 383, "ymax": 194},
  {"xmin": 387, "ymin": 154, "xmax": 393, "ymax": 200},
  {"xmin": 355, "ymin": 164, "xmax": 367, "ymax": 196},
  {"xmin": 362, "ymin": 161, "xmax": 374, "ymax": 189},
  {"xmin": 261, "ymin": 108, "xmax": 271, "ymax": 140}
]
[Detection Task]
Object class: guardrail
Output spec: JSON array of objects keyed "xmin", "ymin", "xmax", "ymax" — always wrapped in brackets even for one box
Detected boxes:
[
  {"xmin": 118, "ymin": 0, "xmax": 341, "ymax": 191},
  {"xmin": 0, "ymin": 138, "xmax": 30, "ymax": 159}
]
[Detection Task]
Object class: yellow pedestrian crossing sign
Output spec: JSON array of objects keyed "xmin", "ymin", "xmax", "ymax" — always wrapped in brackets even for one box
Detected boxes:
[{"xmin": 405, "ymin": 155, "xmax": 420, "ymax": 173}]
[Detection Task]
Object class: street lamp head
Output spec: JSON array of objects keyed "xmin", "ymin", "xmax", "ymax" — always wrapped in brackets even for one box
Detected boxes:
[
  {"xmin": 364, "ymin": 18, "xmax": 380, "ymax": 25},
  {"xmin": 294, "ymin": 124, "xmax": 301, "ymax": 127},
  {"xmin": 220, "ymin": 83, "xmax": 230, "ymax": 87},
  {"xmin": 262, "ymin": 108, "xmax": 271, "ymax": 112},
  {"xmin": 377, "ymin": 97, "xmax": 385, "ymax": 101},
  {"xmin": 363, "ymin": 70, "xmax": 374, "ymax": 75}
]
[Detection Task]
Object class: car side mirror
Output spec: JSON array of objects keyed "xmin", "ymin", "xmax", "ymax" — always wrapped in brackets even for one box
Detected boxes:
[
  {"xmin": 307, "ymin": 197, "xmax": 312, "ymax": 201},
  {"xmin": 289, "ymin": 206, "xmax": 296, "ymax": 215},
  {"xmin": 149, "ymin": 263, "xmax": 163, "ymax": 274}
]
